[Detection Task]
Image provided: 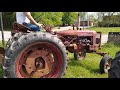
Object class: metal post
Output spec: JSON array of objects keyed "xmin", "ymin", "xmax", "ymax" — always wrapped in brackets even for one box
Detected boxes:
[
  {"xmin": 77, "ymin": 12, "xmax": 80, "ymax": 30},
  {"xmin": 73, "ymin": 24, "xmax": 75, "ymax": 30},
  {"xmin": 87, "ymin": 14, "xmax": 89, "ymax": 28},
  {"xmin": 0, "ymin": 12, "xmax": 5, "ymax": 47},
  {"xmin": 83, "ymin": 17, "xmax": 84, "ymax": 30}
]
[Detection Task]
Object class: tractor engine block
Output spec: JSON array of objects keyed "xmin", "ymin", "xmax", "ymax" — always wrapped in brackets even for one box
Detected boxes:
[
  {"xmin": 59, "ymin": 36, "xmax": 93, "ymax": 53},
  {"xmin": 77, "ymin": 37, "xmax": 92, "ymax": 45}
]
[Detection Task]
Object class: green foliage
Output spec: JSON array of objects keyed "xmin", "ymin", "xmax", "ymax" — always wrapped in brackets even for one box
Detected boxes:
[
  {"xmin": 79, "ymin": 12, "xmax": 87, "ymax": 18},
  {"xmin": 98, "ymin": 15, "xmax": 120, "ymax": 27},
  {"xmin": 2, "ymin": 12, "xmax": 15, "ymax": 29},
  {"xmin": 31, "ymin": 12, "xmax": 63, "ymax": 26},
  {"xmin": 88, "ymin": 27, "xmax": 120, "ymax": 34},
  {"xmin": 1, "ymin": 12, "xmax": 78, "ymax": 29},
  {"xmin": 62, "ymin": 12, "xmax": 77, "ymax": 26},
  {"xmin": 32, "ymin": 12, "xmax": 77, "ymax": 26}
]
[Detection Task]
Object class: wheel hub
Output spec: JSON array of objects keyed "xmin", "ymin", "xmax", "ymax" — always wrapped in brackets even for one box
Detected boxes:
[
  {"xmin": 23, "ymin": 50, "xmax": 54, "ymax": 78},
  {"xmin": 104, "ymin": 63, "xmax": 111, "ymax": 73},
  {"xmin": 16, "ymin": 42, "xmax": 63, "ymax": 78}
]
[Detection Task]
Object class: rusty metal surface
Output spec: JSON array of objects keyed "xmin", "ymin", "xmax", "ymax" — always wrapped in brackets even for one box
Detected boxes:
[
  {"xmin": 56, "ymin": 29, "xmax": 101, "ymax": 53},
  {"xmin": 15, "ymin": 42, "xmax": 63, "ymax": 78},
  {"xmin": 93, "ymin": 52, "xmax": 108, "ymax": 56},
  {"xmin": 25, "ymin": 50, "xmax": 53, "ymax": 78},
  {"xmin": 12, "ymin": 22, "xmax": 32, "ymax": 35},
  {"xmin": 56, "ymin": 30, "xmax": 97, "ymax": 36}
]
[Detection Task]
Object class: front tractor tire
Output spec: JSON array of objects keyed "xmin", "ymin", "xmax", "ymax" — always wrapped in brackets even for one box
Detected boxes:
[
  {"xmin": 2, "ymin": 32, "xmax": 67, "ymax": 78},
  {"xmin": 100, "ymin": 54, "xmax": 112, "ymax": 74},
  {"xmin": 74, "ymin": 50, "xmax": 86, "ymax": 60}
]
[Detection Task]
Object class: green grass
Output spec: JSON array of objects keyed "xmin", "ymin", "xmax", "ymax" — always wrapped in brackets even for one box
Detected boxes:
[
  {"xmin": 63, "ymin": 43, "xmax": 120, "ymax": 78},
  {"xmin": 88, "ymin": 27, "xmax": 120, "ymax": 34}
]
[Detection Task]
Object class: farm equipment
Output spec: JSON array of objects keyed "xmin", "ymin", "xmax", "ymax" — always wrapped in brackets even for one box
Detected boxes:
[{"xmin": 0, "ymin": 14, "xmax": 112, "ymax": 78}]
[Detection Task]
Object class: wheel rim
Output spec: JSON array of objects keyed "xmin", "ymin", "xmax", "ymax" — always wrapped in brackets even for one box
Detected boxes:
[
  {"xmin": 77, "ymin": 50, "xmax": 85, "ymax": 60},
  {"xmin": 104, "ymin": 60, "xmax": 111, "ymax": 73},
  {"xmin": 16, "ymin": 42, "xmax": 63, "ymax": 78}
]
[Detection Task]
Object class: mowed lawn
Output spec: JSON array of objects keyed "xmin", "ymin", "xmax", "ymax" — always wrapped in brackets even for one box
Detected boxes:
[{"xmin": 88, "ymin": 27, "xmax": 120, "ymax": 34}]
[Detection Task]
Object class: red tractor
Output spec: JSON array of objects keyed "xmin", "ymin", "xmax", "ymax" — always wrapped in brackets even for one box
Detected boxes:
[
  {"xmin": 0, "ymin": 13, "xmax": 112, "ymax": 78},
  {"xmin": 0, "ymin": 22, "xmax": 112, "ymax": 78}
]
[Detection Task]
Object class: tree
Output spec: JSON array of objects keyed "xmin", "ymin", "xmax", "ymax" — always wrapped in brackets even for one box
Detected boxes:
[
  {"xmin": 50, "ymin": 12, "xmax": 63, "ymax": 26},
  {"xmin": 31, "ymin": 12, "xmax": 63, "ymax": 26},
  {"xmin": 88, "ymin": 13, "xmax": 98, "ymax": 26},
  {"xmin": 62, "ymin": 12, "xmax": 77, "ymax": 26},
  {"xmin": 96, "ymin": 12, "xmax": 107, "ymax": 22},
  {"xmin": 97, "ymin": 12, "xmax": 117, "ymax": 27},
  {"xmin": 2, "ymin": 12, "xmax": 78, "ymax": 29},
  {"xmin": 79, "ymin": 12, "xmax": 87, "ymax": 29},
  {"xmin": 106, "ymin": 12, "xmax": 116, "ymax": 16},
  {"xmin": 79, "ymin": 12, "xmax": 87, "ymax": 18},
  {"xmin": 2, "ymin": 12, "xmax": 15, "ymax": 29}
]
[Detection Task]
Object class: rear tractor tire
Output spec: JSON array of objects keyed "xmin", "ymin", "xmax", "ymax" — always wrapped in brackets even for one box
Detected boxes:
[{"xmin": 2, "ymin": 32, "xmax": 68, "ymax": 78}]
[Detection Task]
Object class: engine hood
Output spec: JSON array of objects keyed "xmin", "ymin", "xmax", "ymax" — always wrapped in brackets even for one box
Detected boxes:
[{"xmin": 56, "ymin": 30, "xmax": 97, "ymax": 36}]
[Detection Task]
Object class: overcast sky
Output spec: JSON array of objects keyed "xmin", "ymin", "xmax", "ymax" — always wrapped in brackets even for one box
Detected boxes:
[{"xmin": 88, "ymin": 12, "xmax": 95, "ymax": 14}]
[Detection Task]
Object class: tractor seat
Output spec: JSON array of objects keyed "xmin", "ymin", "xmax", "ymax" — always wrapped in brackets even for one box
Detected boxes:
[{"xmin": 13, "ymin": 22, "xmax": 32, "ymax": 32}]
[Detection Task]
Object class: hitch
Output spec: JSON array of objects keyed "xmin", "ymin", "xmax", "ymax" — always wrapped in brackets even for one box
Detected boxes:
[{"xmin": 95, "ymin": 52, "xmax": 108, "ymax": 57}]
